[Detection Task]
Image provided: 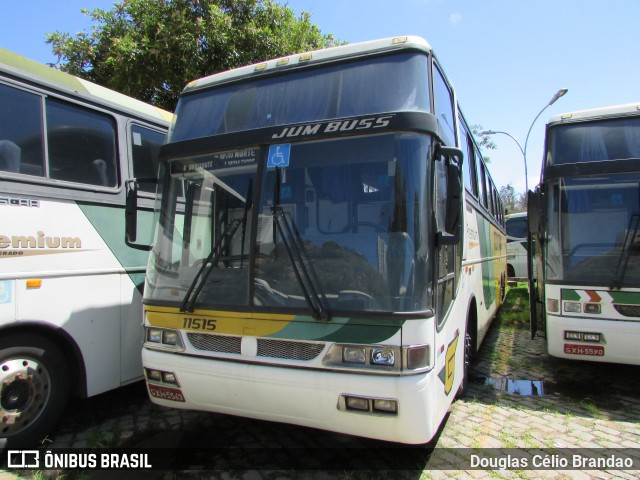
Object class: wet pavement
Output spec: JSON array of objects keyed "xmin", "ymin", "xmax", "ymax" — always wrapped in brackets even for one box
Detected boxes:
[{"xmin": 2, "ymin": 287, "xmax": 640, "ymax": 478}]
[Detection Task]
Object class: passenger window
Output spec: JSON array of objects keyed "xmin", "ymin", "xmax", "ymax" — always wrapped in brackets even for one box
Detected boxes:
[
  {"xmin": 477, "ymin": 160, "xmax": 488, "ymax": 208},
  {"xmin": 433, "ymin": 65, "xmax": 455, "ymax": 146},
  {"xmin": 131, "ymin": 124, "xmax": 166, "ymax": 193},
  {"xmin": 46, "ymin": 98, "xmax": 117, "ymax": 187},
  {"xmin": 0, "ymin": 83, "xmax": 44, "ymax": 176}
]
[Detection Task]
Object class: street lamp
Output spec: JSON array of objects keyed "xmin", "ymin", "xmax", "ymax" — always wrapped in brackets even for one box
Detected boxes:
[{"xmin": 481, "ymin": 88, "xmax": 568, "ymax": 194}]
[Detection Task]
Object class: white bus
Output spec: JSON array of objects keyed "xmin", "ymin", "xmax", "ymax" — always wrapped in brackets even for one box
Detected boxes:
[
  {"xmin": 131, "ymin": 36, "xmax": 506, "ymax": 444},
  {"xmin": 529, "ymin": 101, "xmax": 640, "ymax": 365},
  {"xmin": 505, "ymin": 212, "xmax": 528, "ymax": 280},
  {"xmin": 0, "ymin": 49, "xmax": 171, "ymax": 448}
]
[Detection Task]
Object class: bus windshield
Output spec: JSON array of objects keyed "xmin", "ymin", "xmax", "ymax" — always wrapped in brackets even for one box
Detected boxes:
[
  {"xmin": 145, "ymin": 132, "xmax": 433, "ymax": 314},
  {"xmin": 545, "ymin": 172, "xmax": 640, "ymax": 285},
  {"xmin": 546, "ymin": 116, "xmax": 640, "ymax": 165},
  {"xmin": 169, "ymin": 52, "xmax": 429, "ymax": 141}
]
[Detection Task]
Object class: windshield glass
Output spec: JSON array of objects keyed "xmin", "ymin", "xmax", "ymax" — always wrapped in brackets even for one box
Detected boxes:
[
  {"xmin": 170, "ymin": 52, "xmax": 429, "ymax": 141},
  {"xmin": 145, "ymin": 133, "xmax": 433, "ymax": 314},
  {"xmin": 546, "ymin": 116, "xmax": 640, "ymax": 165},
  {"xmin": 545, "ymin": 173, "xmax": 640, "ymax": 286}
]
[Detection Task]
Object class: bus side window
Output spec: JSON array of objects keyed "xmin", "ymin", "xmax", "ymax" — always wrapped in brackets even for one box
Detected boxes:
[
  {"xmin": 433, "ymin": 65, "xmax": 455, "ymax": 146},
  {"xmin": 477, "ymin": 160, "xmax": 488, "ymax": 208},
  {"xmin": 46, "ymin": 98, "xmax": 117, "ymax": 187},
  {"xmin": 0, "ymin": 82, "xmax": 44, "ymax": 175},
  {"xmin": 131, "ymin": 124, "xmax": 166, "ymax": 193}
]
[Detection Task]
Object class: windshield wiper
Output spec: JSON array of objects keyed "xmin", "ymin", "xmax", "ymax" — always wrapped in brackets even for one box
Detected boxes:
[
  {"xmin": 270, "ymin": 165, "xmax": 330, "ymax": 321},
  {"xmin": 272, "ymin": 206, "xmax": 331, "ymax": 321},
  {"xmin": 610, "ymin": 212, "xmax": 640, "ymax": 290},
  {"xmin": 180, "ymin": 218, "xmax": 243, "ymax": 312}
]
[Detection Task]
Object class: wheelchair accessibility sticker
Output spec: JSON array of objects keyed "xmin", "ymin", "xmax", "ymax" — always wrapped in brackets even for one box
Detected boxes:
[
  {"xmin": 267, "ymin": 144, "xmax": 291, "ymax": 168},
  {"xmin": 0, "ymin": 280, "xmax": 12, "ymax": 304}
]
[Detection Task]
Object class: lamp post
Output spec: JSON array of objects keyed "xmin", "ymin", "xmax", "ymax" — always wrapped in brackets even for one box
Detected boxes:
[{"xmin": 481, "ymin": 88, "xmax": 568, "ymax": 194}]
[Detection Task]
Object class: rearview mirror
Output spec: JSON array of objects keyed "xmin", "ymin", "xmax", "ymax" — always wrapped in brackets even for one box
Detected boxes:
[
  {"xmin": 125, "ymin": 178, "xmax": 157, "ymax": 251},
  {"xmin": 435, "ymin": 146, "xmax": 463, "ymax": 246}
]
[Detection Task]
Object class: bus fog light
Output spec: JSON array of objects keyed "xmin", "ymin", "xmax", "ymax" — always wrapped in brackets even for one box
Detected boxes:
[
  {"xmin": 565, "ymin": 331, "xmax": 582, "ymax": 341},
  {"xmin": 547, "ymin": 299, "xmax": 559, "ymax": 313},
  {"xmin": 371, "ymin": 348, "xmax": 395, "ymax": 366},
  {"xmin": 345, "ymin": 396, "xmax": 369, "ymax": 411},
  {"xmin": 405, "ymin": 345, "xmax": 430, "ymax": 370},
  {"xmin": 582, "ymin": 332, "xmax": 601, "ymax": 343},
  {"xmin": 373, "ymin": 399, "xmax": 398, "ymax": 414},
  {"xmin": 147, "ymin": 328, "xmax": 162, "ymax": 343},
  {"xmin": 343, "ymin": 347, "xmax": 366, "ymax": 364},
  {"xmin": 564, "ymin": 302, "xmax": 581, "ymax": 313},
  {"xmin": 146, "ymin": 369, "xmax": 162, "ymax": 382},
  {"xmin": 162, "ymin": 372, "xmax": 179, "ymax": 385},
  {"xmin": 584, "ymin": 303, "xmax": 601, "ymax": 314}
]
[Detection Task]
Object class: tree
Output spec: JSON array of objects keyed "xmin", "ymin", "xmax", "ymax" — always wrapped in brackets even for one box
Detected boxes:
[
  {"xmin": 470, "ymin": 124, "xmax": 496, "ymax": 163},
  {"xmin": 499, "ymin": 184, "xmax": 526, "ymax": 214},
  {"xmin": 47, "ymin": 0, "xmax": 340, "ymax": 111}
]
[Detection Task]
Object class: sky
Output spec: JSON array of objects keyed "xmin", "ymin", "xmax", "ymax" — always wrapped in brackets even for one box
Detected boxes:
[{"xmin": 3, "ymin": 0, "xmax": 640, "ymax": 194}]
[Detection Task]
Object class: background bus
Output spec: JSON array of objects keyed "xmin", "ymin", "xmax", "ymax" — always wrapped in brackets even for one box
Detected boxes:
[
  {"xmin": 505, "ymin": 212, "xmax": 528, "ymax": 280},
  {"xmin": 0, "ymin": 49, "xmax": 171, "ymax": 448},
  {"xmin": 529, "ymin": 101, "xmax": 640, "ymax": 365},
  {"xmin": 132, "ymin": 36, "xmax": 506, "ymax": 444}
]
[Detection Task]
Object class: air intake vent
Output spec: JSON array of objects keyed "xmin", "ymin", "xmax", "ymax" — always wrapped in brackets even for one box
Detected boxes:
[
  {"xmin": 187, "ymin": 333, "xmax": 325, "ymax": 361},
  {"xmin": 257, "ymin": 338, "xmax": 324, "ymax": 361},
  {"xmin": 187, "ymin": 333, "xmax": 241, "ymax": 353},
  {"xmin": 614, "ymin": 304, "xmax": 640, "ymax": 318}
]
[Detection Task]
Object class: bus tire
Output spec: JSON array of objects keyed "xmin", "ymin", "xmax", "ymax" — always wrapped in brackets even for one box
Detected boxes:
[
  {"xmin": 0, "ymin": 333, "xmax": 70, "ymax": 448},
  {"xmin": 456, "ymin": 328, "xmax": 473, "ymax": 399}
]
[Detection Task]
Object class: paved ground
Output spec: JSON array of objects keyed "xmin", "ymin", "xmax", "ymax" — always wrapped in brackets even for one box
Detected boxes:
[{"xmin": 2, "ymin": 287, "xmax": 639, "ymax": 479}]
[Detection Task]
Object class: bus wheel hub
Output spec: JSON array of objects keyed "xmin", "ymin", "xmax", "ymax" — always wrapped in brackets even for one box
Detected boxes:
[{"xmin": 0, "ymin": 358, "xmax": 50, "ymax": 434}]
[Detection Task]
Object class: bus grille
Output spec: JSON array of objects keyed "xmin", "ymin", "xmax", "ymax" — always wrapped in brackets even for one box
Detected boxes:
[
  {"xmin": 257, "ymin": 339, "xmax": 324, "ymax": 361},
  {"xmin": 187, "ymin": 333, "xmax": 241, "ymax": 354},
  {"xmin": 186, "ymin": 333, "xmax": 324, "ymax": 361},
  {"xmin": 614, "ymin": 304, "xmax": 640, "ymax": 318}
]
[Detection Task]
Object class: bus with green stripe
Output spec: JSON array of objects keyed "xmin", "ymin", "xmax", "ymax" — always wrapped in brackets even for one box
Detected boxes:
[
  {"xmin": 0, "ymin": 49, "xmax": 171, "ymax": 448},
  {"xmin": 529, "ymin": 101, "xmax": 640, "ymax": 365},
  {"xmin": 130, "ymin": 36, "xmax": 506, "ymax": 444}
]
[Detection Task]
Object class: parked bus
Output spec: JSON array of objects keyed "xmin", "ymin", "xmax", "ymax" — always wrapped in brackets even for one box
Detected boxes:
[
  {"xmin": 0, "ymin": 49, "xmax": 172, "ymax": 448},
  {"xmin": 505, "ymin": 212, "xmax": 528, "ymax": 280},
  {"xmin": 130, "ymin": 36, "xmax": 506, "ymax": 444},
  {"xmin": 529, "ymin": 101, "xmax": 640, "ymax": 365}
]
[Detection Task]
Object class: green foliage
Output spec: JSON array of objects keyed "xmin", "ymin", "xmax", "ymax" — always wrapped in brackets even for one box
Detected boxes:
[
  {"xmin": 500, "ymin": 183, "xmax": 527, "ymax": 213},
  {"xmin": 47, "ymin": 0, "xmax": 340, "ymax": 110}
]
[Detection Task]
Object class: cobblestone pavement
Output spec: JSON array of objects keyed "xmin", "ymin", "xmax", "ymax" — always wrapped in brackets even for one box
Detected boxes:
[{"xmin": 2, "ymin": 288, "xmax": 639, "ymax": 479}]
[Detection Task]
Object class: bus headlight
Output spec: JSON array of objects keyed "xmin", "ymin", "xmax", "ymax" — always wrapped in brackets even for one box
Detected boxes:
[
  {"xmin": 564, "ymin": 302, "xmax": 581, "ymax": 313},
  {"xmin": 343, "ymin": 347, "xmax": 366, "ymax": 364},
  {"xmin": 145, "ymin": 327, "xmax": 184, "ymax": 351},
  {"xmin": 371, "ymin": 347, "xmax": 395, "ymax": 366},
  {"xmin": 323, "ymin": 344, "xmax": 430, "ymax": 373}
]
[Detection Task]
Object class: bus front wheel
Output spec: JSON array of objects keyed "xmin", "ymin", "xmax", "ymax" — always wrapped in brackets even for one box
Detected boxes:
[{"xmin": 0, "ymin": 334, "xmax": 70, "ymax": 448}]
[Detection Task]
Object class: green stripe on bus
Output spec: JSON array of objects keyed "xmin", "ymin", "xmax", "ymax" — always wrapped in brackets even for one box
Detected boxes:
[
  {"xmin": 609, "ymin": 291, "xmax": 640, "ymax": 305},
  {"xmin": 77, "ymin": 203, "xmax": 152, "ymax": 293},
  {"xmin": 561, "ymin": 289, "xmax": 581, "ymax": 301}
]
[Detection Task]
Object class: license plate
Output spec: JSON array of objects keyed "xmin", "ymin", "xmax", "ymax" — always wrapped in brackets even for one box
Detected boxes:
[
  {"xmin": 564, "ymin": 344, "xmax": 605, "ymax": 357},
  {"xmin": 148, "ymin": 384, "xmax": 186, "ymax": 402}
]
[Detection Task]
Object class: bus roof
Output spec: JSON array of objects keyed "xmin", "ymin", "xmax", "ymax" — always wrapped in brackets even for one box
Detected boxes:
[
  {"xmin": 183, "ymin": 36, "xmax": 433, "ymax": 94},
  {"xmin": 0, "ymin": 48, "xmax": 173, "ymax": 125},
  {"xmin": 548, "ymin": 101, "xmax": 640, "ymax": 125}
]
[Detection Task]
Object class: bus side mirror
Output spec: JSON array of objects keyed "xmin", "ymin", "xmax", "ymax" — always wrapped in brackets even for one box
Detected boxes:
[
  {"xmin": 527, "ymin": 189, "xmax": 545, "ymax": 234},
  {"xmin": 436, "ymin": 146, "xmax": 463, "ymax": 246},
  {"xmin": 125, "ymin": 178, "xmax": 157, "ymax": 251}
]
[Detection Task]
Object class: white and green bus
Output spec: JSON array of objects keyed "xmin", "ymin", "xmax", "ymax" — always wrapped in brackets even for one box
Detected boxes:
[
  {"xmin": 131, "ymin": 36, "xmax": 506, "ymax": 444},
  {"xmin": 0, "ymin": 49, "xmax": 171, "ymax": 448},
  {"xmin": 529, "ymin": 101, "xmax": 640, "ymax": 365},
  {"xmin": 505, "ymin": 212, "xmax": 528, "ymax": 280}
]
